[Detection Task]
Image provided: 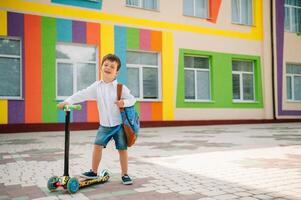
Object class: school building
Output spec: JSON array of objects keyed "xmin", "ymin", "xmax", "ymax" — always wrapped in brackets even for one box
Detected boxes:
[{"xmin": 0, "ymin": 0, "xmax": 300, "ymax": 132}]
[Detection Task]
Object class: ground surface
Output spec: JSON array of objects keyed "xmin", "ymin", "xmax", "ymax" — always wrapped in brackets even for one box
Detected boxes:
[{"xmin": 0, "ymin": 123, "xmax": 301, "ymax": 200}]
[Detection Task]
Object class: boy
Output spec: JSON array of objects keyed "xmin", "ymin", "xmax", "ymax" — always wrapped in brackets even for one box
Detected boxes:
[{"xmin": 57, "ymin": 54, "xmax": 136, "ymax": 185}]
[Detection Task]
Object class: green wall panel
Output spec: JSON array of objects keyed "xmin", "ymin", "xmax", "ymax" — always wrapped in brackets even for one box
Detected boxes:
[
  {"xmin": 126, "ymin": 27, "xmax": 139, "ymax": 50},
  {"xmin": 42, "ymin": 17, "xmax": 57, "ymax": 122},
  {"xmin": 177, "ymin": 49, "xmax": 263, "ymax": 109},
  {"xmin": 134, "ymin": 102, "xmax": 141, "ymax": 116}
]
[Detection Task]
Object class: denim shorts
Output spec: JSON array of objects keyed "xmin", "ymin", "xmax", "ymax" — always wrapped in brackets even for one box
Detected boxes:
[{"xmin": 94, "ymin": 125, "xmax": 127, "ymax": 150}]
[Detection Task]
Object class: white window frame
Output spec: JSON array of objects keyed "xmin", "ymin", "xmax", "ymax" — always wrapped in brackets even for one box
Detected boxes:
[
  {"xmin": 231, "ymin": 0, "xmax": 253, "ymax": 26},
  {"xmin": 0, "ymin": 37, "xmax": 22, "ymax": 100},
  {"xmin": 55, "ymin": 43, "xmax": 98, "ymax": 100},
  {"xmin": 184, "ymin": 55, "xmax": 211, "ymax": 102},
  {"xmin": 125, "ymin": 0, "xmax": 159, "ymax": 11},
  {"xmin": 232, "ymin": 60, "xmax": 256, "ymax": 102},
  {"xmin": 286, "ymin": 63, "xmax": 301, "ymax": 102},
  {"xmin": 285, "ymin": 2, "xmax": 301, "ymax": 33},
  {"xmin": 183, "ymin": 0, "xmax": 209, "ymax": 19},
  {"xmin": 126, "ymin": 50, "xmax": 161, "ymax": 101}
]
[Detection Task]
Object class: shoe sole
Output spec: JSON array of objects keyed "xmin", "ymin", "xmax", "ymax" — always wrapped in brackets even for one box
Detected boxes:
[{"xmin": 122, "ymin": 180, "xmax": 133, "ymax": 185}]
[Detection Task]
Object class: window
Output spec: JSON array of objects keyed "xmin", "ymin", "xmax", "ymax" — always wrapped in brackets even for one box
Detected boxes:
[
  {"xmin": 126, "ymin": 0, "xmax": 158, "ymax": 10},
  {"xmin": 183, "ymin": 0, "xmax": 209, "ymax": 18},
  {"xmin": 285, "ymin": 0, "xmax": 301, "ymax": 33},
  {"xmin": 232, "ymin": 60, "xmax": 255, "ymax": 101},
  {"xmin": 286, "ymin": 64, "xmax": 301, "ymax": 101},
  {"xmin": 184, "ymin": 56, "xmax": 211, "ymax": 101},
  {"xmin": 126, "ymin": 51, "xmax": 160, "ymax": 100},
  {"xmin": 56, "ymin": 43, "xmax": 98, "ymax": 99},
  {"xmin": 232, "ymin": 0, "xmax": 253, "ymax": 25},
  {"xmin": 0, "ymin": 38, "xmax": 22, "ymax": 99}
]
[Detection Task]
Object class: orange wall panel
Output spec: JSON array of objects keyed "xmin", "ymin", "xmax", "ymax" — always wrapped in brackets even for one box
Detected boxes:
[
  {"xmin": 24, "ymin": 14, "xmax": 42, "ymax": 123},
  {"xmin": 86, "ymin": 22, "xmax": 101, "ymax": 122},
  {"xmin": 151, "ymin": 102, "xmax": 162, "ymax": 121},
  {"xmin": 87, "ymin": 101, "xmax": 99, "ymax": 122},
  {"xmin": 151, "ymin": 31, "xmax": 162, "ymax": 51}
]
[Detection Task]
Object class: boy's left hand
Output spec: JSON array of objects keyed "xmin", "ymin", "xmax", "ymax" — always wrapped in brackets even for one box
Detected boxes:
[{"xmin": 115, "ymin": 100, "xmax": 124, "ymax": 108}]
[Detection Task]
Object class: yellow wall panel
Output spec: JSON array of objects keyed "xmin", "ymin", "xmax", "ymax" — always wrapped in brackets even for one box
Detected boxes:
[
  {"xmin": 251, "ymin": 0, "xmax": 263, "ymax": 40},
  {"xmin": 0, "ymin": 100, "xmax": 8, "ymax": 124},
  {"xmin": 100, "ymin": 24, "xmax": 114, "ymax": 78},
  {"xmin": 162, "ymin": 32, "xmax": 174, "ymax": 120},
  {"xmin": 0, "ymin": 11, "xmax": 8, "ymax": 124},
  {"xmin": 100, "ymin": 24, "xmax": 114, "ymax": 59},
  {"xmin": 0, "ymin": 10, "xmax": 7, "ymax": 36}
]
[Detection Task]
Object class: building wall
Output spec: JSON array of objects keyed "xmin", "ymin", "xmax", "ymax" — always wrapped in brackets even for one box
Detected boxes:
[{"xmin": 0, "ymin": 0, "xmax": 300, "ymax": 127}]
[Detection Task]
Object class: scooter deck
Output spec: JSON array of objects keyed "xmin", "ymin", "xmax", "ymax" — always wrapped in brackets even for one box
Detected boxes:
[{"xmin": 76, "ymin": 174, "xmax": 110, "ymax": 188}]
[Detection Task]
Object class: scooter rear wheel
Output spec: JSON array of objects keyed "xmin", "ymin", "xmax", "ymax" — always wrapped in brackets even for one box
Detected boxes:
[{"xmin": 47, "ymin": 176, "xmax": 59, "ymax": 192}]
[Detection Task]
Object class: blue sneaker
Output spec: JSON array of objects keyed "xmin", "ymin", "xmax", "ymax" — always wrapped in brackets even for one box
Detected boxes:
[
  {"xmin": 80, "ymin": 169, "xmax": 98, "ymax": 179},
  {"xmin": 121, "ymin": 174, "xmax": 133, "ymax": 185}
]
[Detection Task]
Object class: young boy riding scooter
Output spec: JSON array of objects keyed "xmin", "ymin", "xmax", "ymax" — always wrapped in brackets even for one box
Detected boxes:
[{"xmin": 57, "ymin": 54, "xmax": 136, "ymax": 185}]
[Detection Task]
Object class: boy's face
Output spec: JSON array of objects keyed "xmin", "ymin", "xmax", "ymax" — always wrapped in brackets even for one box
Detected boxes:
[{"xmin": 102, "ymin": 60, "xmax": 119, "ymax": 82}]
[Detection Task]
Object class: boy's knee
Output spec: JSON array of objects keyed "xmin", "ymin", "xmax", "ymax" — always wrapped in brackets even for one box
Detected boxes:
[{"xmin": 94, "ymin": 144, "xmax": 104, "ymax": 149}]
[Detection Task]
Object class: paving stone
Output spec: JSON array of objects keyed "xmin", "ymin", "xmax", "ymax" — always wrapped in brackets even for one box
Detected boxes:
[
  {"xmin": 178, "ymin": 190, "xmax": 195, "ymax": 195},
  {"xmin": 33, "ymin": 197, "xmax": 59, "ymax": 200},
  {"xmin": 235, "ymin": 191, "xmax": 252, "ymax": 197},
  {"xmin": 156, "ymin": 189, "xmax": 172, "ymax": 193},
  {"xmin": 134, "ymin": 187, "xmax": 156, "ymax": 192},
  {"xmin": 239, "ymin": 197, "xmax": 258, "ymax": 200},
  {"xmin": 214, "ymin": 194, "xmax": 239, "ymax": 199},
  {"xmin": 252, "ymin": 194, "xmax": 274, "ymax": 199}
]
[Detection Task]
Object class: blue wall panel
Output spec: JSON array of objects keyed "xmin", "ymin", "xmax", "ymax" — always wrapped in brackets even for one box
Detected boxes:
[
  {"xmin": 114, "ymin": 26, "xmax": 127, "ymax": 85},
  {"xmin": 57, "ymin": 19, "xmax": 72, "ymax": 42}
]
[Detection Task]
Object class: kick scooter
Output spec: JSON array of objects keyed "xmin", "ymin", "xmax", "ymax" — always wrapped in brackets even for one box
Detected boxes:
[{"xmin": 47, "ymin": 104, "xmax": 110, "ymax": 193}]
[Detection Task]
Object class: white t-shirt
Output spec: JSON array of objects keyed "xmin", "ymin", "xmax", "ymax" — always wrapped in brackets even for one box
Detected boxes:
[{"xmin": 65, "ymin": 79, "xmax": 136, "ymax": 127}]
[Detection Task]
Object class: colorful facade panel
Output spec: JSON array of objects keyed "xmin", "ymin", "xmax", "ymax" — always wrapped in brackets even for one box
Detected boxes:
[
  {"xmin": 207, "ymin": 0, "xmax": 222, "ymax": 23},
  {"xmin": 8, "ymin": 12, "xmax": 25, "ymax": 124},
  {"xmin": 0, "ymin": 11, "xmax": 168, "ymax": 124},
  {"xmin": 52, "ymin": 0, "xmax": 102, "ymax": 10}
]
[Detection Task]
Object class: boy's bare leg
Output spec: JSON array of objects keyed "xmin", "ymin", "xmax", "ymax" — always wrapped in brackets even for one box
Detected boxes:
[
  {"xmin": 92, "ymin": 145, "xmax": 103, "ymax": 173},
  {"xmin": 118, "ymin": 150, "xmax": 128, "ymax": 175}
]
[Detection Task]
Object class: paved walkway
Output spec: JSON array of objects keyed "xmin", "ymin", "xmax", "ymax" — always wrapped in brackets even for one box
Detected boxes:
[{"xmin": 1, "ymin": 123, "xmax": 301, "ymax": 200}]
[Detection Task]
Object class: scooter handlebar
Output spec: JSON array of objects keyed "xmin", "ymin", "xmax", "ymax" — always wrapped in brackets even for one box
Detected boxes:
[{"xmin": 63, "ymin": 104, "xmax": 82, "ymax": 111}]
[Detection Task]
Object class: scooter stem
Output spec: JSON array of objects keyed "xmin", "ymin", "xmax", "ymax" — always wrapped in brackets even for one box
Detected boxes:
[{"xmin": 64, "ymin": 110, "xmax": 70, "ymax": 177}]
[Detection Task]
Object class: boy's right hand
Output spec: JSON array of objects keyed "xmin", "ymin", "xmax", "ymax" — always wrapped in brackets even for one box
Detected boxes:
[{"xmin": 57, "ymin": 102, "xmax": 69, "ymax": 110}]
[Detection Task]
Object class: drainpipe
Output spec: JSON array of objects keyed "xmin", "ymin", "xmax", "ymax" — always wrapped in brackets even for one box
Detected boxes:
[{"xmin": 270, "ymin": 0, "xmax": 276, "ymax": 120}]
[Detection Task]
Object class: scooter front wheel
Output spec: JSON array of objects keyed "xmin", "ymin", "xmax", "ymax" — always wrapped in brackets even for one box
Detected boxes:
[{"xmin": 67, "ymin": 177, "xmax": 80, "ymax": 193}]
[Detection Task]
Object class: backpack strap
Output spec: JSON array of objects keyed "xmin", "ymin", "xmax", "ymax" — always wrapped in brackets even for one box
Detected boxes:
[{"xmin": 117, "ymin": 83, "xmax": 124, "ymax": 112}]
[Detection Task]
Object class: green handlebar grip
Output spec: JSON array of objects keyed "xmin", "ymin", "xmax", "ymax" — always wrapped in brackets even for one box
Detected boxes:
[{"xmin": 64, "ymin": 104, "xmax": 82, "ymax": 111}]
